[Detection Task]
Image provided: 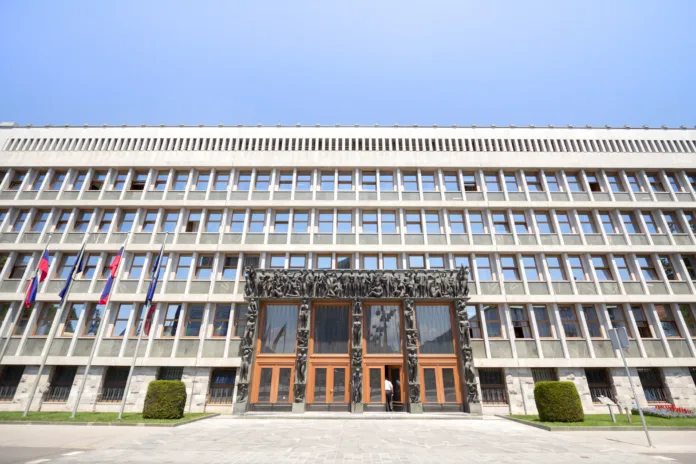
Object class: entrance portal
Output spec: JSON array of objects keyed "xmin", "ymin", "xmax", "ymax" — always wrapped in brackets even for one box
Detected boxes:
[{"xmin": 364, "ymin": 363, "xmax": 406, "ymax": 412}]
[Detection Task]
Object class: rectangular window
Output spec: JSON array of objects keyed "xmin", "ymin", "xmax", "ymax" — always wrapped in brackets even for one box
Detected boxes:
[
  {"xmin": 513, "ymin": 212, "xmax": 528, "ymax": 234},
  {"xmin": 53, "ymin": 210, "xmax": 71, "ymax": 232},
  {"xmin": 111, "ymin": 303, "xmax": 132, "ymax": 337},
  {"xmin": 379, "ymin": 171, "xmax": 394, "ymax": 191},
  {"xmin": 362, "ymin": 255, "xmax": 378, "ymax": 270},
  {"xmin": 646, "ymin": 174, "xmax": 665, "ymax": 193},
  {"xmin": 254, "ymin": 172, "xmax": 270, "ymax": 190},
  {"xmin": 71, "ymin": 172, "xmax": 86, "ymax": 191},
  {"xmin": 585, "ymin": 172, "xmax": 602, "ymax": 192},
  {"xmin": 222, "ymin": 255, "xmax": 238, "ymax": 280},
  {"xmin": 158, "ymin": 367, "xmax": 184, "ymax": 381},
  {"xmin": 382, "ymin": 255, "xmax": 398, "ymax": 270},
  {"xmin": 665, "ymin": 173, "xmax": 682, "ymax": 192},
  {"xmin": 97, "ymin": 210, "xmax": 114, "ymax": 233},
  {"xmin": 592, "ymin": 256, "xmax": 613, "ymax": 281},
  {"xmin": 161, "ymin": 304, "xmax": 182, "ymax": 337},
  {"xmin": 13, "ymin": 308, "xmax": 32, "ymax": 336},
  {"xmin": 678, "ymin": 305, "xmax": 696, "ymax": 338},
  {"xmin": 171, "ymin": 172, "xmax": 188, "ymax": 191},
  {"xmin": 362, "ymin": 212, "xmax": 377, "ymax": 233},
  {"xmin": 278, "ymin": 172, "xmax": 293, "ymax": 191},
  {"xmin": 606, "ymin": 173, "xmax": 625, "ymax": 192},
  {"xmin": 484, "ymin": 306, "xmax": 502, "ymax": 338},
  {"xmin": 443, "ymin": 173, "xmax": 459, "ymax": 191},
  {"xmin": 127, "ymin": 172, "xmax": 146, "ymax": 192},
  {"xmin": 532, "ymin": 368, "xmax": 557, "ymax": 383},
  {"xmin": 568, "ymin": 256, "xmax": 587, "ymax": 281},
  {"xmin": 118, "ymin": 211, "xmax": 136, "ymax": 233},
  {"xmin": 466, "ymin": 305, "xmax": 482, "ymax": 339},
  {"xmin": 203, "ymin": 211, "xmax": 222, "ymax": 233},
  {"xmin": 35, "ymin": 304, "xmax": 58, "ymax": 336},
  {"xmin": 89, "ymin": 171, "xmax": 107, "ymax": 191},
  {"xmin": 546, "ymin": 256, "xmax": 567, "ymax": 281},
  {"xmin": 533, "ymin": 305, "xmax": 553, "ymax": 338},
  {"xmin": 49, "ymin": 171, "xmax": 66, "ymax": 191},
  {"xmin": 273, "ymin": 212, "xmax": 289, "ymax": 233},
  {"xmin": 598, "ymin": 212, "xmax": 616, "ymax": 234},
  {"xmin": 484, "ymin": 173, "xmax": 500, "ymax": 192},
  {"xmin": 318, "ymin": 212, "xmax": 333, "ymax": 233},
  {"xmin": 522, "ymin": 255, "xmax": 541, "ymax": 281},
  {"xmin": 269, "ymin": 255, "xmax": 285, "ymax": 268},
  {"xmin": 462, "ymin": 173, "xmax": 478, "ymax": 192},
  {"xmin": 314, "ymin": 305, "xmax": 349, "ymax": 354},
  {"xmin": 405, "ymin": 212, "xmax": 422, "ymax": 234},
  {"xmin": 195, "ymin": 255, "xmax": 214, "ymax": 279},
  {"xmin": 659, "ymin": 255, "xmax": 677, "ymax": 281},
  {"xmin": 402, "ymin": 172, "xmax": 418, "ymax": 191},
  {"xmin": 545, "ymin": 172, "xmax": 561, "ymax": 192},
  {"xmin": 227, "ymin": 211, "xmax": 244, "ymax": 233},
  {"xmin": 614, "ymin": 255, "xmax": 633, "ymax": 280},
  {"xmin": 421, "ymin": 172, "xmax": 436, "ymax": 191},
  {"xmin": 82, "ymin": 304, "xmax": 103, "ymax": 337},
  {"xmin": 233, "ymin": 304, "xmax": 247, "ymax": 337},
  {"xmin": 510, "ymin": 305, "xmax": 531, "ymax": 339},
  {"xmin": 416, "ymin": 305, "xmax": 454, "ymax": 354},
  {"xmin": 504, "ymin": 173, "xmax": 519, "ymax": 192},
  {"xmin": 337, "ymin": 212, "xmax": 352, "ymax": 233},
  {"xmin": 111, "ymin": 172, "xmax": 127, "ymax": 191},
  {"xmin": 428, "ymin": 254, "xmax": 445, "ymax": 269},
  {"xmin": 526, "ymin": 173, "xmax": 543, "ymax": 192},
  {"xmin": 449, "ymin": 212, "xmax": 465, "ymax": 234},
  {"xmin": 425, "ymin": 212, "xmax": 441, "ymax": 234},
  {"xmin": 152, "ymin": 172, "xmax": 168, "ymax": 191},
  {"xmin": 683, "ymin": 256, "xmax": 696, "ymax": 281},
  {"xmin": 631, "ymin": 305, "xmax": 653, "ymax": 338},
  {"xmin": 31, "ymin": 211, "xmax": 50, "ymax": 232},
  {"xmin": 636, "ymin": 256, "xmax": 658, "ymax": 281},
  {"xmin": 320, "ymin": 171, "xmax": 334, "ymax": 191},
  {"xmin": 577, "ymin": 212, "xmax": 597, "ymax": 234},
  {"xmin": 655, "ymin": 304, "xmax": 681, "ymax": 337},
  {"xmin": 408, "ymin": 255, "xmax": 425, "ymax": 269},
  {"xmin": 500, "ymin": 256, "xmax": 520, "ymax": 281},
  {"xmin": 361, "ymin": 171, "xmax": 376, "ymax": 191},
  {"xmin": 237, "ymin": 172, "xmax": 251, "ymax": 191},
  {"xmin": 366, "ymin": 304, "xmax": 402, "ymax": 354},
  {"xmin": 160, "ymin": 212, "xmax": 179, "ymax": 233},
  {"xmin": 607, "ymin": 305, "xmax": 632, "ymax": 337},
  {"xmin": 289, "ymin": 254, "xmax": 306, "ymax": 269},
  {"xmin": 10, "ymin": 253, "xmax": 31, "ymax": 279},
  {"xmin": 476, "ymin": 255, "xmax": 493, "ymax": 280},
  {"xmin": 248, "ymin": 212, "xmax": 265, "ymax": 233},
  {"xmin": 213, "ymin": 172, "xmax": 229, "ymax": 191},
  {"xmin": 626, "ymin": 174, "xmax": 642, "ymax": 193},
  {"xmin": 174, "ymin": 255, "xmax": 192, "ymax": 280},
  {"xmin": 183, "ymin": 305, "xmax": 204, "ymax": 337},
  {"xmin": 469, "ymin": 212, "xmax": 485, "ymax": 234},
  {"xmin": 127, "ymin": 254, "xmax": 146, "ymax": 279},
  {"xmin": 479, "ymin": 369, "xmax": 507, "ymax": 404},
  {"xmin": 337, "ymin": 172, "xmax": 353, "ymax": 191},
  {"xmin": 315, "ymin": 255, "xmax": 332, "ymax": 269},
  {"xmin": 260, "ymin": 304, "xmax": 298, "ymax": 354},
  {"xmin": 559, "ymin": 306, "xmax": 581, "ymax": 338},
  {"xmin": 82, "ymin": 254, "xmax": 100, "ymax": 280},
  {"xmin": 56, "ymin": 254, "xmax": 77, "ymax": 279},
  {"xmin": 491, "ymin": 213, "xmax": 509, "ymax": 234},
  {"xmin": 582, "ymin": 306, "xmax": 603, "ymax": 338},
  {"xmin": 566, "ymin": 173, "xmax": 583, "ymax": 192},
  {"xmin": 662, "ymin": 212, "xmax": 683, "ymax": 234},
  {"xmin": 72, "ymin": 211, "xmax": 92, "ymax": 232},
  {"xmin": 642, "ymin": 212, "xmax": 660, "ymax": 234},
  {"xmin": 556, "ymin": 212, "xmax": 574, "ymax": 234},
  {"xmin": 621, "ymin": 212, "xmax": 640, "ymax": 234},
  {"xmin": 535, "ymin": 212, "xmax": 554, "ymax": 234}
]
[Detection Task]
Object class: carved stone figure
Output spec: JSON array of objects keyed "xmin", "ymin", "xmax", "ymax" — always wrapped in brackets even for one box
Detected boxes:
[
  {"xmin": 296, "ymin": 350, "xmax": 307, "ymax": 384},
  {"xmin": 352, "ymin": 368, "xmax": 362, "ymax": 404},
  {"xmin": 299, "ymin": 299, "xmax": 310, "ymax": 329},
  {"xmin": 404, "ymin": 299, "xmax": 415, "ymax": 330},
  {"xmin": 236, "ymin": 384, "xmax": 248, "ymax": 402},
  {"xmin": 352, "ymin": 298, "xmax": 362, "ymax": 317},
  {"xmin": 294, "ymin": 384, "xmax": 305, "ymax": 403},
  {"xmin": 352, "ymin": 321, "xmax": 361, "ymax": 348},
  {"xmin": 407, "ymin": 350, "xmax": 419, "ymax": 384},
  {"xmin": 408, "ymin": 382, "xmax": 420, "ymax": 404}
]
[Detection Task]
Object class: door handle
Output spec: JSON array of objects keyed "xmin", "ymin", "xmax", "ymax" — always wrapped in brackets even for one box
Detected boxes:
[{"xmin": 330, "ymin": 389, "xmax": 333, "ymax": 393}]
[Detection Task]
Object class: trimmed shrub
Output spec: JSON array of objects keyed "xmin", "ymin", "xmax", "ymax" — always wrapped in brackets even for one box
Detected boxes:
[
  {"xmin": 142, "ymin": 380, "xmax": 187, "ymax": 419},
  {"xmin": 534, "ymin": 381, "xmax": 584, "ymax": 423}
]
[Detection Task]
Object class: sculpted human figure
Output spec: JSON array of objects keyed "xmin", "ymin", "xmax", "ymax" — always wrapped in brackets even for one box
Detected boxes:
[{"xmin": 244, "ymin": 266, "xmax": 256, "ymax": 297}]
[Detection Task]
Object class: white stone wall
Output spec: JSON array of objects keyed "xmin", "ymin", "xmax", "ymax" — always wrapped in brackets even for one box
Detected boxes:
[
  {"xmin": 662, "ymin": 367, "xmax": 696, "ymax": 409},
  {"xmin": 504, "ymin": 368, "xmax": 536, "ymax": 415},
  {"xmin": 610, "ymin": 367, "xmax": 649, "ymax": 409},
  {"xmin": 183, "ymin": 367, "xmax": 212, "ymax": 413}
]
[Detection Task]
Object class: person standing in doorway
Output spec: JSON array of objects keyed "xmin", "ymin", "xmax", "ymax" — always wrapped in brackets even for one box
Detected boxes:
[{"xmin": 384, "ymin": 376, "xmax": 394, "ymax": 412}]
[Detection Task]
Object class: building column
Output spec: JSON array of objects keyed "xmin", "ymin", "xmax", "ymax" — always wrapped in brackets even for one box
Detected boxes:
[
  {"xmin": 350, "ymin": 298, "xmax": 364, "ymax": 413},
  {"xmin": 233, "ymin": 298, "xmax": 259, "ymax": 414},
  {"xmin": 403, "ymin": 298, "xmax": 422, "ymax": 413},
  {"xmin": 292, "ymin": 298, "xmax": 311, "ymax": 413},
  {"xmin": 454, "ymin": 297, "xmax": 482, "ymax": 414}
]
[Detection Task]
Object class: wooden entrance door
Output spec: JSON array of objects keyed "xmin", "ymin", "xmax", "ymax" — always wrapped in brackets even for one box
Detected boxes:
[
  {"xmin": 364, "ymin": 362, "xmax": 405, "ymax": 405},
  {"xmin": 420, "ymin": 364, "xmax": 461, "ymax": 406},
  {"xmin": 252, "ymin": 364, "xmax": 294, "ymax": 403},
  {"xmin": 308, "ymin": 364, "xmax": 349, "ymax": 404}
]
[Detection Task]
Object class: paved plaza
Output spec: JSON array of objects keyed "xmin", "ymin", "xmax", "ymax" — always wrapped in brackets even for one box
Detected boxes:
[{"xmin": 0, "ymin": 416, "xmax": 695, "ymax": 464}]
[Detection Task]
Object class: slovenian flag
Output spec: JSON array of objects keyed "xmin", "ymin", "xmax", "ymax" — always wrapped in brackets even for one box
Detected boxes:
[
  {"xmin": 143, "ymin": 244, "xmax": 165, "ymax": 336},
  {"xmin": 24, "ymin": 250, "xmax": 50, "ymax": 308},
  {"xmin": 99, "ymin": 246, "xmax": 124, "ymax": 304},
  {"xmin": 58, "ymin": 244, "xmax": 86, "ymax": 301}
]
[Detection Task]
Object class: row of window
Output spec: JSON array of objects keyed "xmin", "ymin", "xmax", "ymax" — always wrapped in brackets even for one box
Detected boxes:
[
  {"xmin": 3, "ymin": 300, "xmax": 694, "ymax": 348},
  {"xmin": 5, "ymin": 135, "xmax": 696, "ymax": 154},
  {"xmin": 3, "ymin": 207, "xmax": 696, "ymax": 237},
  {"xmin": 4, "ymin": 249, "xmax": 696, "ymax": 284},
  {"xmin": 3, "ymin": 167, "xmax": 696, "ymax": 196}
]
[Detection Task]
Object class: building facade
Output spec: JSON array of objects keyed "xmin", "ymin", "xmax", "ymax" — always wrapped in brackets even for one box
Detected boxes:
[{"xmin": 0, "ymin": 123, "xmax": 695, "ymax": 415}]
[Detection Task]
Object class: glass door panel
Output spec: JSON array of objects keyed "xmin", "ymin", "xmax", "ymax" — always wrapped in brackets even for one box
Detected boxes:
[
  {"xmin": 388, "ymin": 367, "xmax": 402, "ymax": 403},
  {"xmin": 369, "ymin": 367, "xmax": 383, "ymax": 403},
  {"xmin": 332, "ymin": 367, "xmax": 346, "ymax": 403},
  {"xmin": 314, "ymin": 368, "xmax": 327, "ymax": 403},
  {"xmin": 257, "ymin": 368, "xmax": 273, "ymax": 402},
  {"xmin": 442, "ymin": 368, "xmax": 457, "ymax": 402},
  {"xmin": 277, "ymin": 368, "xmax": 292, "ymax": 402},
  {"xmin": 423, "ymin": 368, "xmax": 438, "ymax": 402}
]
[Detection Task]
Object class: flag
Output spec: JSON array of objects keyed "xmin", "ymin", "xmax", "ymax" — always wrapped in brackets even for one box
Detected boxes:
[
  {"xmin": 99, "ymin": 246, "xmax": 124, "ymax": 305},
  {"xmin": 59, "ymin": 244, "xmax": 86, "ymax": 301},
  {"xmin": 143, "ymin": 304, "xmax": 157, "ymax": 336},
  {"xmin": 145, "ymin": 243, "xmax": 165, "ymax": 305},
  {"xmin": 24, "ymin": 250, "xmax": 50, "ymax": 308}
]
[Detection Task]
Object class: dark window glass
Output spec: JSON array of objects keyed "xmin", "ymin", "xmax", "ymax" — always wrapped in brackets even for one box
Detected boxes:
[
  {"xmin": 313, "ymin": 367, "xmax": 327, "ymax": 403},
  {"xmin": 277, "ymin": 368, "xmax": 292, "ymax": 402},
  {"xmin": 423, "ymin": 368, "xmax": 438, "ymax": 402},
  {"xmin": 442, "ymin": 368, "xmax": 457, "ymax": 402},
  {"xmin": 416, "ymin": 305, "xmax": 454, "ymax": 354},
  {"xmin": 366, "ymin": 304, "xmax": 402, "ymax": 354},
  {"xmin": 369, "ymin": 368, "xmax": 382, "ymax": 402},
  {"xmin": 257, "ymin": 368, "xmax": 273, "ymax": 402},
  {"xmin": 260, "ymin": 305, "xmax": 298, "ymax": 354},
  {"xmin": 314, "ymin": 305, "xmax": 349, "ymax": 354}
]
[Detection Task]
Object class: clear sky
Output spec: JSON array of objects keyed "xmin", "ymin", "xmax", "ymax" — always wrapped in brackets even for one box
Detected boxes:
[{"xmin": 1, "ymin": 1, "xmax": 694, "ymax": 127}]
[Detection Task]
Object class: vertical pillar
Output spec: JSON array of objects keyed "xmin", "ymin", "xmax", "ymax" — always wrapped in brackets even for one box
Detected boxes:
[
  {"xmin": 293, "ymin": 298, "xmax": 311, "ymax": 413},
  {"xmin": 403, "ymin": 298, "xmax": 422, "ymax": 413},
  {"xmin": 233, "ymin": 298, "xmax": 259, "ymax": 414},
  {"xmin": 350, "ymin": 298, "xmax": 364, "ymax": 413},
  {"xmin": 454, "ymin": 296, "xmax": 482, "ymax": 415}
]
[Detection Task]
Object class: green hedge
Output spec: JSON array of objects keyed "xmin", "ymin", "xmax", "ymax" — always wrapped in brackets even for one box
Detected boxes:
[
  {"xmin": 142, "ymin": 380, "xmax": 187, "ymax": 419},
  {"xmin": 534, "ymin": 381, "xmax": 584, "ymax": 423}
]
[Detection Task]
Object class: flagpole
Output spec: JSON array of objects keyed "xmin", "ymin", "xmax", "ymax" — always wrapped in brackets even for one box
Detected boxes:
[
  {"xmin": 0, "ymin": 235, "xmax": 52, "ymax": 367},
  {"xmin": 23, "ymin": 233, "xmax": 84, "ymax": 417},
  {"xmin": 70, "ymin": 232, "xmax": 132, "ymax": 418},
  {"xmin": 118, "ymin": 233, "xmax": 166, "ymax": 420}
]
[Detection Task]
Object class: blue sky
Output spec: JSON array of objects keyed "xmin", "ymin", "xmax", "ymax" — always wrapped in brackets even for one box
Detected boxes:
[{"xmin": 0, "ymin": 1, "xmax": 694, "ymax": 127}]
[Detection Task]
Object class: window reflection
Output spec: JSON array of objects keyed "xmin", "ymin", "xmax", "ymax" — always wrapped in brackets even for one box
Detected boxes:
[
  {"xmin": 416, "ymin": 305, "xmax": 454, "ymax": 354},
  {"xmin": 260, "ymin": 305, "xmax": 298, "ymax": 354},
  {"xmin": 366, "ymin": 304, "xmax": 401, "ymax": 354}
]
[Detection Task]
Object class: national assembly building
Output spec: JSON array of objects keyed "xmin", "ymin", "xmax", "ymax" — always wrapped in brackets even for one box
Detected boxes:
[{"xmin": 0, "ymin": 122, "xmax": 695, "ymax": 416}]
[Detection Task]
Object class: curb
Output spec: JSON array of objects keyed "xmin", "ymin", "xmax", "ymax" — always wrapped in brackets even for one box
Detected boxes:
[
  {"xmin": 0, "ymin": 413, "xmax": 219, "ymax": 428},
  {"xmin": 497, "ymin": 415, "xmax": 696, "ymax": 431}
]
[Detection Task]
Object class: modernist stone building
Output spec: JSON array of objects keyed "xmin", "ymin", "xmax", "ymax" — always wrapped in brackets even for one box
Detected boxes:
[{"xmin": 0, "ymin": 122, "xmax": 695, "ymax": 415}]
